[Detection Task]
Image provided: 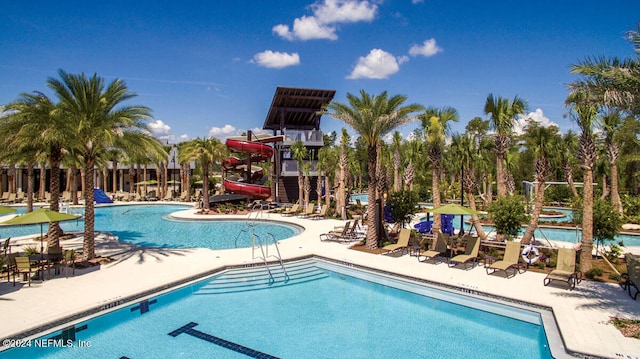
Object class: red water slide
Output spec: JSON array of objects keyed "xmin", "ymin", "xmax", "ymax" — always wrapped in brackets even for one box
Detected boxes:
[{"xmin": 223, "ymin": 136, "xmax": 279, "ymax": 200}]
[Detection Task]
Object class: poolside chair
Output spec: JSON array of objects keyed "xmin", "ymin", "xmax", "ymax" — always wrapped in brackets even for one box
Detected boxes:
[
  {"xmin": 281, "ymin": 203, "xmax": 300, "ymax": 216},
  {"xmin": 418, "ymin": 232, "xmax": 449, "ymax": 264},
  {"xmin": 382, "ymin": 228, "xmax": 411, "ymax": 255},
  {"xmin": 320, "ymin": 221, "xmax": 353, "ymax": 242},
  {"xmin": 62, "ymin": 249, "xmax": 76, "ymax": 278},
  {"xmin": 623, "ymin": 253, "xmax": 640, "ymax": 300},
  {"xmin": 543, "ymin": 248, "xmax": 581, "ymax": 290},
  {"xmin": 13, "ymin": 256, "xmax": 33, "ymax": 287},
  {"xmin": 308, "ymin": 205, "xmax": 328, "ymax": 220},
  {"xmin": 448, "ymin": 236, "xmax": 480, "ymax": 270},
  {"xmin": 48, "ymin": 245, "xmax": 64, "ymax": 276},
  {"xmin": 486, "ymin": 241, "xmax": 523, "ymax": 278},
  {"xmin": 298, "ymin": 203, "xmax": 316, "ymax": 218}
]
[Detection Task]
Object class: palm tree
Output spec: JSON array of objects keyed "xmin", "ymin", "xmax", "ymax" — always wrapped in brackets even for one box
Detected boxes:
[
  {"xmin": 1, "ymin": 90, "xmax": 70, "ymax": 247},
  {"xmin": 391, "ymin": 131, "xmax": 403, "ymax": 192},
  {"xmin": 566, "ymin": 91, "xmax": 599, "ymax": 273},
  {"xmin": 484, "ymin": 94, "xmax": 526, "ymax": 197},
  {"xmin": 290, "ymin": 140, "xmax": 308, "ymax": 206},
  {"xmin": 326, "ymin": 90, "xmax": 423, "ymax": 250},
  {"xmin": 420, "ymin": 106, "xmax": 459, "ymax": 233},
  {"xmin": 180, "ymin": 137, "xmax": 227, "ymax": 210},
  {"xmin": 455, "ymin": 133, "xmax": 488, "ymax": 240},
  {"xmin": 600, "ymin": 111, "xmax": 624, "ymax": 213},
  {"xmin": 520, "ymin": 121, "xmax": 559, "ymax": 244},
  {"xmin": 336, "ymin": 129, "xmax": 351, "ymax": 219},
  {"xmin": 317, "ymin": 145, "xmax": 336, "ymax": 210},
  {"xmin": 559, "ymin": 131, "xmax": 580, "ymax": 198},
  {"xmin": 47, "ymin": 70, "xmax": 160, "ymax": 260}
]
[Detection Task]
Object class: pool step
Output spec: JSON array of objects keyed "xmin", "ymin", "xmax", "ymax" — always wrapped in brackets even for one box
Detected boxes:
[{"xmin": 195, "ymin": 260, "xmax": 328, "ymax": 295}]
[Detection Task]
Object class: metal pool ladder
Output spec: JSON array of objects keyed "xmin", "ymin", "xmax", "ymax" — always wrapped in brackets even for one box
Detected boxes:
[{"xmin": 253, "ymin": 232, "xmax": 289, "ymax": 285}]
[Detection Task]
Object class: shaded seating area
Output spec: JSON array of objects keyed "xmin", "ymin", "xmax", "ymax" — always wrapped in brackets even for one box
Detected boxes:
[
  {"xmin": 382, "ymin": 228, "xmax": 411, "ymax": 255},
  {"xmin": 418, "ymin": 233, "xmax": 449, "ymax": 264},
  {"xmin": 543, "ymin": 248, "xmax": 582, "ymax": 290},
  {"xmin": 623, "ymin": 253, "xmax": 640, "ymax": 300},
  {"xmin": 486, "ymin": 241, "xmax": 524, "ymax": 278},
  {"xmin": 448, "ymin": 236, "xmax": 480, "ymax": 270}
]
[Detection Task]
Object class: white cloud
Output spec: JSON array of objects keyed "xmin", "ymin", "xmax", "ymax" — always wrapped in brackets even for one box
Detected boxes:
[
  {"xmin": 251, "ymin": 50, "xmax": 300, "ymax": 69},
  {"xmin": 513, "ymin": 108, "xmax": 559, "ymax": 135},
  {"xmin": 347, "ymin": 48, "xmax": 403, "ymax": 79},
  {"xmin": 409, "ymin": 38, "xmax": 443, "ymax": 57},
  {"xmin": 208, "ymin": 124, "xmax": 237, "ymax": 138},
  {"xmin": 148, "ymin": 119, "xmax": 171, "ymax": 137},
  {"xmin": 273, "ymin": 0, "xmax": 378, "ymax": 41},
  {"xmin": 207, "ymin": 125, "xmax": 271, "ymax": 140}
]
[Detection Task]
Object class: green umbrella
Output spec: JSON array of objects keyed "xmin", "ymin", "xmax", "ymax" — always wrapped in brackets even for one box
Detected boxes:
[
  {"xmin": 0, "ymin": 205, "xmax": 16, "ymax": 215},
  {"xmin": 426, "ymin": 203, "xmax": 478, "ymax": 215},
  {"xmin": 4, "ymin": 208, "xmax": 80, "ymax": 257}
]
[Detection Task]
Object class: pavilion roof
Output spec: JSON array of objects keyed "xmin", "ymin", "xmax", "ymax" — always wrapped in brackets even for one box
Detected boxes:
[{"xmin": 262, "ymin": 86, "xmax": 336, "ymax": 131}]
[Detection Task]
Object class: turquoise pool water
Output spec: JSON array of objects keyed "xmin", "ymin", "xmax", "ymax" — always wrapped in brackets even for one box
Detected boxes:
[
  {"xmin": 1, "ymin": 205, "xmax": 301, "ymax": 250},
  {"xmin": 0, "ymin": 260, "xmax": 554, "ymax": 358}
]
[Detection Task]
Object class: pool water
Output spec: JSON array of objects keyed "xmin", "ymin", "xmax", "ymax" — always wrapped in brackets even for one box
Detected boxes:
[
  {"xmin": 1, "ymin": 205, "xmax": 301, "ymax": 250},
  {"xmin": 1, "ymin": 260, "xmax": 554, "ymax": 358}
]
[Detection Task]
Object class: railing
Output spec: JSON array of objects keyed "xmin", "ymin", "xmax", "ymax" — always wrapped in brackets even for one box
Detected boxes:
[
  {"xmin": 280, "ymin": 160, "xmax": 319, "ymax": 176},
  {"xmin": 281, "ymin": 130, "xmax": 323, "ymax": 146},
  {"xmin": 252, "ymin": 233, "xmax": 289, "ymax": 284}
]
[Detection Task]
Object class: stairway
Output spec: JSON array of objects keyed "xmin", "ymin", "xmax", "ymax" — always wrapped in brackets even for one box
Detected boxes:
[{"xmin": 194, "ymin": 260, "xmax": 328, "ymax": 295}]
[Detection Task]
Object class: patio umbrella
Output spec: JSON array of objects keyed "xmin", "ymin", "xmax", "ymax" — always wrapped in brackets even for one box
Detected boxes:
[
  {"xmin": 3, "ymin": 208, "xmax": 80, "ymax": 258},
  {"xmin": 0, "ymin": 205, "xmax": 16, "ymax": 215},
  {"xmin": 426, "ymin": 204, "xmax": 479, "ymax": 235},
  {"xmin": 426, "ymin": 203, "xmax": 478, "ymax": 215}
]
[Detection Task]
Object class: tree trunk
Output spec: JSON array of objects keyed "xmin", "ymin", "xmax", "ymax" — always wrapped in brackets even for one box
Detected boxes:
[
  {"xmin": 324, "ymin": 174, "xmax": 331, "ymax": 209},
  {"xmin": 26, "ymin": 163, "xmax": 34, "ymax": 213},
  {"xmin": 611, "ymin": 162, "xmax": 623, "ymax": 214},
  {"xmin": 496, "ymin": 152, "xmax": 507, "ymax": 197},
  {"xmin": 83, "ymin": 160, "xmax": 96, "ymax": 260},
  {"xmin": 39, "ymin": 163, "xmax": 46, "ymax": 200},
  {"xmin": 521, "ymin": 181, "xmax": 545, "ymax": 245},
  {"xmin": 365, "ymin": 145, "xmax": 378, "ymax": 250},
  {"xmin": 47, "ymin": 158, "xmax": 62, "ymax": 248},
  {"xmin": 564, "ymin": 163, "xmax": 579, "ymax": 198},
  {"xmin": 316, "ymin": 173, "xmax": 323, "ymax": 208},
  {"xmin": 431, "ymin": 161, "xmax": 442, "ymax": 233},
  {"xmin": 112, "ymin": 160, "xmax": 118, "ymax": 194},
  {"xmin": 600, "ymin": 174, "xmax": 609, "ymax": 200},
  {"xmin": 466, "ymin": 192, "xmax": 487, "ymax": 240},
  {"xmin": 580, "ymin": 168, "xmax": 594, "ymax": 273}
]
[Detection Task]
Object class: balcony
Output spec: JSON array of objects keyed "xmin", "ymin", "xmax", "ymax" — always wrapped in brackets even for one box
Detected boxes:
[
  {"xmin": 280, "ymin": 160, "xmax": 319, "ymax": 177},
  {"xmin": 281, "ymin": 130, "xmax": 324, "ymax": 147}
]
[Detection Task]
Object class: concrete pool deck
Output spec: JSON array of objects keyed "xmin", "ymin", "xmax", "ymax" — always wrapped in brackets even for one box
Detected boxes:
[{"xmin": 1, "ymin": 203, "xmax": 639, "ymax": 358}]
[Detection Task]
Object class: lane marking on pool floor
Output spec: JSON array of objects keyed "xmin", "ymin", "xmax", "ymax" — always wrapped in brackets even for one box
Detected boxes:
[{"xmin": 168, "ymin": 322, "xmax": 280, "ymax": 359}]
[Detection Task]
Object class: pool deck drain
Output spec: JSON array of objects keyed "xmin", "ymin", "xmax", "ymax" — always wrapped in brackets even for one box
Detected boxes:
[{"xmin": 1, "ymin": 202, "xmax": 640, "ymax": 358}]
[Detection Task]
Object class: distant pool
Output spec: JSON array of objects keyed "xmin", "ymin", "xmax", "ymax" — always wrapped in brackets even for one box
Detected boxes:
[{"xmin": 0, "ymin": 205, "xmax": 301, "ymax": 250}]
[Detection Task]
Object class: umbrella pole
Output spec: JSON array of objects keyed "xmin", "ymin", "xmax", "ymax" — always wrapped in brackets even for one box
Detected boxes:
[{"xmin": 40, "ymin": 223, "xmax": 44, "ymax": 261}]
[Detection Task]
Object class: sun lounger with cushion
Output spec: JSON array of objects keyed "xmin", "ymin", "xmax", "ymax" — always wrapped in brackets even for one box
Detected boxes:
[
  {"xmin": 448, "ymin": 236, "xmax": 480, "ymax": 270},
  {"xmin": 543, "ymin": 247, "xmax": 581, "ymax": 290},
  {"xmin": 308, "ymin": 205, "xmax": 328, "ymax": 220},
  {"xmin": 320, "ymin": 221, "xmax": 353, "ymax": 242},
  {"xmin": 281, "ymin": 203, "xmax": 300, "ymax": 216},
  {"xmin": 382, "ymin": 228, "xmax": 411, "ymax": 255},
  {"xmin": 486, "ymin": 241, "xmax": 523, "ymax": 278},
  {"xmin": 298, "ymin": 203, "xmax": 316, "ymax": 218},
  {"xmin": 418, "ymin": 232, "xmax": 449, "ymax": 264}
]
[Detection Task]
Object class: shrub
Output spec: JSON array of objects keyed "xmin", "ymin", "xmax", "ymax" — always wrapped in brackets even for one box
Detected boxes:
[
  {"xmin": 585, "ymin": 268, "xmax": 604, "ymax": 279},
  {"xmin": 386, "ymin": 190, "xmax": 419, "ymax": 228},
  {"xmin": 609, "ymin": 273, "xmax": 621, "ymax": 281},
  {"xmin": 23, "ymin": 245, "xmax": 40, "ymax": 257},
  {"xmin": 487, "ymin": 196, "xmax": 528, "ymax": 240}
]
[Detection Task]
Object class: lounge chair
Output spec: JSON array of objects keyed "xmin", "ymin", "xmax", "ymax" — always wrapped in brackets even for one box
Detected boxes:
[
  {"xmin": 281, "ymin": 203, "xmax": 300, "ymax": 216},
  {"xmin": 418, "ymin": 233, "xmax": 449, "ymax": 264},
  {"xmin": 486, "ymin": 241, "xmax": 523, "ymax": 278},
  {"xmin": 543, "ymin": 248, "xmax": 582, "ymax": 290},
  {"xmin": 63, "ymin": 249, "xmax": 76, "ymax": 278},
  {"xmin": 298, "ymin": 203, "xmax": 316, "ymax": 218},
  {"xmin": 382, "ymin": 228, "xmax": 411, "ymax": 255},
  {"xmin": 448, "ymin": 236, "xmax": 480, "ymax": 270},
  {"xmin": 623, "ymin": 253, "xmax": 640, "ymax": 300},
  {"xmin": 309, "ymin": 205, "xmax": 328, "ymax": 220},
  {"xmin": 13, "ymin": 256, "xmax": 33, "ymax": 287},
  {"xmin": 320, "ymin": 221, "xmax": 353, "ymax": 242},
  {"xmin": 48, "ymin": 245, "xmax": 64, "ymax": 276}
]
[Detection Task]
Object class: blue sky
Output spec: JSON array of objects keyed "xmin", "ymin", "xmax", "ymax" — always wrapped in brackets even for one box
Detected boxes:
[{"xmin": 1, "ymin": 1, "xmax": 639, "ymax": 144}]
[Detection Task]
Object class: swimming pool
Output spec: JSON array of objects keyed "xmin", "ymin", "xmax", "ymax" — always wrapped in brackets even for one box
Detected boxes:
[
  {"xmin": 0, "ymin": 258, "xmax": 558, "ymax": 358},
  {"xmin": 1, "ymin": 205, "xmax": 301, "ymax": 250}
]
